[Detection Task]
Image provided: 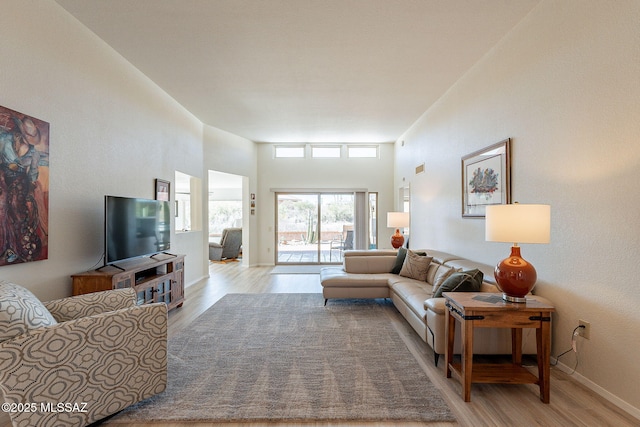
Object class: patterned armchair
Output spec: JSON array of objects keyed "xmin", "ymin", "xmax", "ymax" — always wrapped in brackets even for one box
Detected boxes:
[{"xmin": 0, "ymin": 282, "xmax": 167, "ymax": 427}]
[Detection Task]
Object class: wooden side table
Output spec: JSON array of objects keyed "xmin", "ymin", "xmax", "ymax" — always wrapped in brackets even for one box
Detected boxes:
[{"xmin": 443, "ymin": 292, "xmax": 555, "ymax": 403}]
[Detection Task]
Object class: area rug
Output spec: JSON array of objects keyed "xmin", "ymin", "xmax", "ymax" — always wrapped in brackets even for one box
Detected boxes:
[{"xmin": 110, "ymin": 293, "xmax": 456, "ymax": 424}]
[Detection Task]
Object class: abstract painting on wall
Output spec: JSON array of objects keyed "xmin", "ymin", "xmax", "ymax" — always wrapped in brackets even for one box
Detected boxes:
[{"xmin": 0, "ymin": 105, "xmax": 49, "ymax": 266}]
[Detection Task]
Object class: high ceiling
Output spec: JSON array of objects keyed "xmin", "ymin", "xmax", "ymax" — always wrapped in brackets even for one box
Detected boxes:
[{"xmin": 56, "ymin": 0, "xmax": 539, "ymax": 143}]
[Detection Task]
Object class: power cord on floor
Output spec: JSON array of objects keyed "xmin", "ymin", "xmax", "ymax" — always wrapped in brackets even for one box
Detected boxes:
[{"xmin": 551, "ymin": 325, "xmax": 585, "ymax": 374}]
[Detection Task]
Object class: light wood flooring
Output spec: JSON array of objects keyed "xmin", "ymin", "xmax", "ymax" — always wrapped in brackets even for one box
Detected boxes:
[{"xmin": 3, "ymin": 263, "xmax": 638, "ymax": 427}]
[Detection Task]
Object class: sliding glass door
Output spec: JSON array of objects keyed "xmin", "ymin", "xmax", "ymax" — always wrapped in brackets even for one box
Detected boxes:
[
  {"xmin": 276, "ymin": 192, "xmax": 354, "ymax": 264},
  {"xmin": 276, "ymin": 194, "xmax": 319, "ymax": 263},
  {"xmin": 321, "ymin": 194, "xmax": 355, "ymax": 263}
]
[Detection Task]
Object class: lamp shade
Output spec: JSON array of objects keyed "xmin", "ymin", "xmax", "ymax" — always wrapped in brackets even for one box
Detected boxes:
[
  {"xmin": 485, "ymin": 203, "xmax": 550, "ymax": 303},
  {"xmin": 387, "ymin": 212, "xmax": 410, "ymax": 228},
  {"xmin": 485, "ymin": 204, "xmax": 550, "ymax": 244}
]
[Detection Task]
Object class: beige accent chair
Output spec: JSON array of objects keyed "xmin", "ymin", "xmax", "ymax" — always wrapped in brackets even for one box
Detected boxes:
[{"xmin": 0, "ymin": 282, "xmax": 167, "ymax": 427}]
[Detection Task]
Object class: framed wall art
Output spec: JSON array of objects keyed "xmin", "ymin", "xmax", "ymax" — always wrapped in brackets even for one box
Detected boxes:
[
  {"xmin": 0, "ymin": 105, "xmax": 50, "ymax": 266},
  {"xmin": 461, "ymin": 138, "xmax": 511, "ymax": 218},
  {"xmin": 155, "ymin": 179, "xmax": 170, "ymax": 201}
]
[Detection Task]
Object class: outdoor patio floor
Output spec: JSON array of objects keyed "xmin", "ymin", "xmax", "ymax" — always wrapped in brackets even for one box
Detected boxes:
[{"xmin": 276, "ymin": 243, "xmax": 344, "ymax": 264}]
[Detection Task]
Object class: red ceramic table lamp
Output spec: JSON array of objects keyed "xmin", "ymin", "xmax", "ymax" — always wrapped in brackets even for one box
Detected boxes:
[
  {"xmin": 485, "ymin": 203, "xmax": 551, "ymax": 302},
  {"xmin": 387, "ymin": 212, "xmax": 410, "ymax": 249}
]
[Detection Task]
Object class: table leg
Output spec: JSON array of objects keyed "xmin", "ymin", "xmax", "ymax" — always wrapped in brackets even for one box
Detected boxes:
[
  {"xmin": 461, "ymin": 317, "xmax": 474, "ymax": 402},
  {"xmin": 537, "ymin": 313, "xmax": 552, "ymax": 403},
  {"xmin": 512, "ymin": 328, "xmax": 523, "ymax": 365},
  {"xmin": 445, "ymin": 306, "xmax": 455, "ymax": 378}
]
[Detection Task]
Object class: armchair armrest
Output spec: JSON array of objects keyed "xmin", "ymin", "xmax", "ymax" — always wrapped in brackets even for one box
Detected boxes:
[
  {"xmin": 0, "ymin": 302, "xmax": 167, "ymax": 427},
  {"xmin": 44, "ymin": 288, "xmax": 136, "ymax": 322}
]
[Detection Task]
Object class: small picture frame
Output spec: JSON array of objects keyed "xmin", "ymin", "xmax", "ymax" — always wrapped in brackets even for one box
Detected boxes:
[
  {"xmin": 461, "ymin": 138, "xmax": 511, "ymax": 218},
  {"xmin": 155, "ymin": 179, "xmax": 170, "ymax": 201}
]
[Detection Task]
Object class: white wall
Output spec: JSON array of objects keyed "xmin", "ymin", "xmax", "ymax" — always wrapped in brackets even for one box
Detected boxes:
[
  {"xmin": 256, "ymin": 143, "xmax": 395, "ymax": 265},
  {"xmin": 396, "ymin": 0, "xmax": 640, "ymax": 415},
  {"xmin": 0, "ymin": 0, "xmax": 207, "ymax": 299}
]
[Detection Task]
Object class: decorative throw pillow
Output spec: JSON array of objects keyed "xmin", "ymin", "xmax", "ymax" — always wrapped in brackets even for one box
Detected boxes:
[
  {"xmin": 399, "ymin": 250, "xmax": 433, "ymax": 281},
  {"xmin": 0, "ymin": 281, "xmax": 57, "ymax": 343},
  {"xmin": 390, "ymin": 247, "xmax": 407, "ymax": 274},
  {"xmin": 433, "ymin": 269, "xmax": 484, "ymax": 298},
  {"xmin": 430, "ymin": 264, "xmax": 457, "ymax": 296}
]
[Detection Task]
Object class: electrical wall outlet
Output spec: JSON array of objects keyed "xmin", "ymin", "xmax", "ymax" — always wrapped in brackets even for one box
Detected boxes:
[{"xmin": 579, "ymin": 319, "xmax": 591, "ymax": 340}]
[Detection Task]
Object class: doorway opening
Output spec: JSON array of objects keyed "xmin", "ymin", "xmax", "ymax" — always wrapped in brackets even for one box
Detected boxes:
[{"xmin": 208, "ymin": 171, "xmax": 246, "ymax": 264}]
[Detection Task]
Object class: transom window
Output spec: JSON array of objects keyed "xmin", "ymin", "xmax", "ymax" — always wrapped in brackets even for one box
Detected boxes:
[
  {"xmin": 311, "ymin": 146, "xmax": 341, "ymax": 158},
  {"xmin": 348, "ymin": 145, "xmax": 378, "ymax": 158},
  {"xmin": 274, "ymin": 146, "xmax": 304, "ymax": 158},
  {"xmin": 274, "ymin": 144, "xmax": 380, "ymax": 159}
]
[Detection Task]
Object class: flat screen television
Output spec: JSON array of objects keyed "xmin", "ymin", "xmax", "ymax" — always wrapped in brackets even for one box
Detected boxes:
[{"xmin": 104, "ymin": 195, "xmax": 171, "ymax": 265}]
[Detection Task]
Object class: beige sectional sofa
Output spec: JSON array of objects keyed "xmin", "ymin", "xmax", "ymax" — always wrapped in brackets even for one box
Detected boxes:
[{"xmin": 320, "ymin": 249, "xmax": 542, "ymax": 365}]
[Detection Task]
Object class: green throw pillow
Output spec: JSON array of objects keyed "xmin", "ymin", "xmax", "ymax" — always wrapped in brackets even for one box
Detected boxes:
[
  {"xmin": 391, "ymin": 248, "xmax": 407, "ymax": 274},
  {"xmin": 433, "ymin": 269, "xmax": 484, "ymax": 297}
]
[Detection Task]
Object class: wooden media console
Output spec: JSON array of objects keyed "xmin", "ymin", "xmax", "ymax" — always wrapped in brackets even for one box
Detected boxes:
[{"xmin": 72, "ymin": 253, "xmax": 185, "ymax": 311}]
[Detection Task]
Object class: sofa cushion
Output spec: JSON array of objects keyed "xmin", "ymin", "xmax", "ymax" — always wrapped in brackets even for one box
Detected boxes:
[
  {"xmin": 433, "ymin": 269, "xmax": 484, "ymax": 297},
  {"xmin": 343, "ymin": 250, "xmax": 397, "ymax": 274},
  {"xmin": 0, "ymin": 281, "xmax": 57, "ymax": 343},
  {"xmin": 428, "ymin": 263, "xmax": 458, "ymax": 296},
  {"xmin": 399, "ymin": 250, "xmax": 432, "ymax": 281},
  {"xmin": 425, "ymin": 250, "xmax": 465, "ymax": 265},
  {"xmin": 390, "ymin": 279, "xmax": 433, "ymax": 320}
]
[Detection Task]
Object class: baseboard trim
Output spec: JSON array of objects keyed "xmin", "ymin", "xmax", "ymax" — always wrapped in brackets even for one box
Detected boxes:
[{"xmin": 552, "ymin": 358, "xmax": 640, "ymax": 421}]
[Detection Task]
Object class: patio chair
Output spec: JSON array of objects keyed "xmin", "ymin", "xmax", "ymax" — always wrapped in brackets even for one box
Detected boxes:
[{"xmin": 330, "ymin": 229, "xmax": 353, "ymax": 261}]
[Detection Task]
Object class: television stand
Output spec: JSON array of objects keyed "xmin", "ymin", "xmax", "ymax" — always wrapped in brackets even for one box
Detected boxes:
[
  {"xmin": 95, "ymin": 263, "xmax": 126, "ymax": 272},
  {"xmin": 151, "ymin": 252, "xmax": 177, "ymax": 259},
  {"xmin": 72, "ymin": 254, "xmax": 185, "ymax": 311}
]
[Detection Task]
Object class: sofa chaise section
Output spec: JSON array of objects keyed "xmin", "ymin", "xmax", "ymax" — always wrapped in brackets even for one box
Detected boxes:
[{"xmin": 320, "ymin": 250, "xmax": 398, "ymax": 303}]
